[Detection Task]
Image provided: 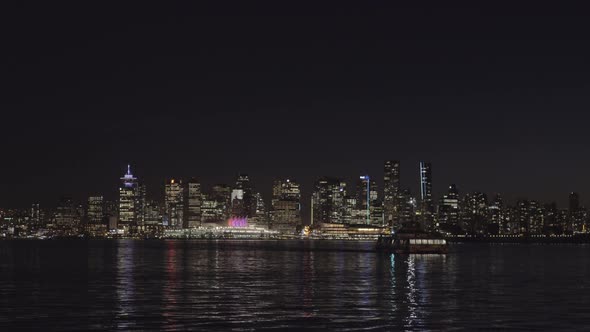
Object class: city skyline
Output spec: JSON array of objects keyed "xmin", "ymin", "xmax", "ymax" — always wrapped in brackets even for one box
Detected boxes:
[{"xmin": 3, "ymin": 160, "xmax": 589, "ymax": 230}]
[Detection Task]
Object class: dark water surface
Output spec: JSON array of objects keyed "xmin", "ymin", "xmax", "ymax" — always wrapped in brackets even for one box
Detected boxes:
[{"xmin": 1, "ymin": 240, "xmax": 589, "ymax": 331}]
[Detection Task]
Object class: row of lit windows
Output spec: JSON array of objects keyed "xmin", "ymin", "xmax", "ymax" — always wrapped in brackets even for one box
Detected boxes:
[{"xmin": 409, "ymin": 239, "xmax": 446, "ymax": 245}]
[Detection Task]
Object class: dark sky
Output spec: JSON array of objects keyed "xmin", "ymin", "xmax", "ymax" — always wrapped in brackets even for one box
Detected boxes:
[{"xmin": 3, "ymin": 2, "xmax": 590, "ymax": 217}]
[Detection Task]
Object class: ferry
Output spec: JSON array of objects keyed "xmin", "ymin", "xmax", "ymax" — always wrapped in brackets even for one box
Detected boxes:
[{"xmin": 376, "ymin": 222, "xmax": 448, "ymax": 254}]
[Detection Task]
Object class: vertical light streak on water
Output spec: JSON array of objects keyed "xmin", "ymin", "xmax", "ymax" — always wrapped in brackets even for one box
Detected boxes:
[
  {"xmin": 302, "ymin": 251, "xmax": 315, "ymax": 318},
  {"xmin": 405, "ymin": 255, "xmax": 418, "ymax": 329},
  {"xmin": 115, "ymin": 241, "xmax": 135, "ymax": 330}
]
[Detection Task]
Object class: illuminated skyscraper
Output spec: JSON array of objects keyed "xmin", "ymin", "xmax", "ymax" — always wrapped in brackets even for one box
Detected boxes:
[
  {"xmin": 235, "ymin": 174, "xmax": 255, "ymax": 218},
  {"xmin": 185, "ymin": 178, "xmax": 201, "ymax": 228},
  {"xmin": 55, "ymin": 196, "xmax": 78, "ymax": 227},
  {"xmin": 438, "ymin": 184, "xmax": 459, "ymax": 227},
  {"xmin": 311, "ymin": 177, "xmax": 347, "ymax": 224},
  {"xmin": 118, "ymin": 165, "xmax": 138, "ymax": 229},
  {"xmin": 384, "ymin": 160, "xmax": 400, "ymax": 227},
  {"xmin": 87, "ymin": 196, "xmax": 104, "ymax": 225},
  {"xmin": 356, "ymin": 175, "xmax": 381, "ymax": 225},
  {"xmin": 249, "ymin": 192, "xmax": 269, "ymax": 228},
  {"xmin": 419, "ymin": 162, "xmax": 434, "ymax": 229},
  {"xmin": 30, "ymin": 203, "xmax": 41, "ymax": 225},
  {"xmin": 165, "ymin": 179, "xmax": 184, "ymax": 228},
  {"xmin": 271, "ymin": 178, "xmax": 301, "ymax": 234}
]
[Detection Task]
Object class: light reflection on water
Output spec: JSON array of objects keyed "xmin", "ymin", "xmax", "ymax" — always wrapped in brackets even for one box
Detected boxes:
[{"xmin": 1, "ymin": 240, "xmax": 590, "ymax": 330}]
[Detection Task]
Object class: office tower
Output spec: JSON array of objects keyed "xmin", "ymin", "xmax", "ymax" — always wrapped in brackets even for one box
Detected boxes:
[
  {"xmin": 144, "ymin": 200, "xmax": 163, "ymax": 225},
  {"xmin": 568, "ymin": 192, "xmax": 586, "ymax": 233},
  {"xmin": 30, "ymin": 203, "xmax": 41, "ymax": 225},
  {"xmin": 461, "ymin": 192, "xmax": 488, "ymax": 234},
  {"xmin": 200, "ymin": 193, "xmax": 219, "ymax": 226},
  {"xmin": 185, "ymin": 178, "xmax": 201, "ymax": 228},
  {"xmin": 488, "ymin": 193, "xmax": 504, "ymax": 235},
  {"xmin": 104, "ymin": 200, "xmax": 117, "ymax": 218},
  {"xmin": 438, "ymin": 184, "xmax": 460, "ymax": 231},
  {"xmin": 516, "ymin": 200, "xmax": 529, "ymax": 234},
  {"xmin": 119, "ymin": 165, "xmax": 139, "ymax": 228},
  {"xmin": 356, "ymin": 175, "xmax": 381, "ymax": 225},
  {"xmin": 271, "ymin": 178, "xmax": 301, "ymax": 234},
  {"xmin": 249, "ymin": 192, "xmax": 268, "ymax": 228},
  {"xmin": 383, "ymin": 160, "xmax": 400, "ymax": 227},
  {"xmin": 212, "ymin": 184, "xmax": 232, "ymax": 223},
  {"xmin": 231, "ymin": 188, "xmax": 246, "ymax": 218},
  {"xmin": 54, "ymin": 196, "xmax": 77, "ymax": 227},
  {"xmin": 311, "ymin": 177, "xmax": 347, "ymax": 225},
  {"xmin": 136, "ymin": 184, "xmax": 146, "ymax": 227},
  {"xmin": 341, "ymin": 195, "xmax": 357, "ymax": 225},
  {"xmin": 165, "ymin": 179, "xmax": 184, "ymax": 228},
  {"xmin": 235, "ymin": 174, "xmax": 255, "ymax": 218},
  {"xmin": 398, "ymin": 188, "xmax": 416, "ymax": 224},
  {"xmin": 87, "ymin": 196, "xmax": 104, "ymax": 225},
  {"xmin": 419, "ymin": 162, "xmax": 434, "ymax": 229}
]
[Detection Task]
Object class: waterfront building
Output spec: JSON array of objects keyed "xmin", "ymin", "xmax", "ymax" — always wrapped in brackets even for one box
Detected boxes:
[
  {"xmin": 235, "ymin": 174, "xmax": 255, "ymax": 218},
  {"xmin": 118, "ymin": 165, "xmax": 139, "ymax": 229},
  {"xmin": 383, "ymin": 160, "xmax": 401, "ymax": 227},
  {"xmin": 212, "ymin": 184, "xmax": 231, "ymax": 221},
  {"xmin": 437, "ymin": 184, "xmax": 460, "ymax": 233},
  {"xmin": 311, "ymin": 177, "xmax": 347, "ymax": 225},
  {"xmin": 398, "ymin": 188, "xmax": 416, "ymax": 224},
  {"xmin": 461, "ymin": 192, "xmax": 488, "ymax": 234},
  {"xmin": 144, "ymin": 200, "xmax": 163, "ymax": 225},
  {"xmin": 54, "ymin": 196, "xmax": 78, "ymax": 227},
  {"xmin": 87, "ymin": 196, "xmax": 104, "ymax": 225},
  {"xmin": 419, "ymin": 162, "xmax": 434, "ymax": 230},
  {"xmin": 356, "ymin": 175, "xmax": 381, "ymax": 225},
  {"xmin": 488, "ymin": 194, "xmax": 504, "ymax": 235},
  {"xmin": 165, "ymin": 178, "xmax": 184, "ymax": 228},
  {"xmin": 30, "ymin": 203, "xmax": 41, "ymax": 226},
  {"xmin": 271, "ymin": 178, "xmax": 301, "ymax": 234},
  {"xmin": 184, "ymin": 178, "xmax": 201, "ymax": 228},
  {"xmin": 568, "ymin": 192, "xmax": 587, "ymax": 233},
  {"xmin": 248, "ymin": 192, "xmax": 269, "ymax": 229}
]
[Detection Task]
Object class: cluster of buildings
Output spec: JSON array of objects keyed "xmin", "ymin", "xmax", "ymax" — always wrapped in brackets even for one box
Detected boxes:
[{"xmin": 1, "ymin": 161, "xmax": 588, "ymax": 239}]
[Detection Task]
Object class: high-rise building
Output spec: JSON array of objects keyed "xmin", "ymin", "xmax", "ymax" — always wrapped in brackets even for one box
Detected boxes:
[
  {"xmin": 87, "ymin": 196, "xmax": 104, "ymax": 225},
  {"xmin": 356, "ymin": 175, "xmax": 381, "ymax": 225},
  {"xmin": 398, "ymin": 188, "xmax": 416, "ymax": 224},
  {"xmin": 249, "ymin": 192, "xmax": 269, "ymax": 228},
  {"xmin": 384, "ymin": 160, "xmax": 400, "ymax": 227},
  {"xmin": 419, "ymin": 162, "xmax": 434, "ymax": 229},
  {"xmin": 30, "ymin": 203, "xmax": 41, "ymax": 226},
  {"xmin": 231, "ymin": 188, "xmax": 246, "ymax": 218},
  {"xmin": 144, "ymin": 200, "xmax": 162, "ymax": 225},
  {"xmin": 311, "ymin": 177, "xmax": 347, "ymax": 225},
  {"xmin": 184, "ymin": 178, "xmax": 201, "ymax": 228},
  {"xmin": 119, "ymin": 165, "xmax": 139, "ymax": 229},
  {"xmin": 438, "ymin": 184, "xmax": 460, "ymax": 231},
  {"xmin": 461, "ymin": 192, "xmax": 488, "ymax": 234},
  {"xmin": 271, "ymin": 179, "xmax": 301, "ymax": 234},
  {"xmin": 488, "ymin": 193, "xmax": 504, "ymax": 235},
  {"xmin": 165, "ymin": 179, "xmax": 184, "ymax": 228},
  {"xmin": 235, "ymin": 174, "xmax": 255, "ymax": 218},
  {"xmin": 54, "ymin": 196, "xmax": 78, "ymax": 228},
  {"xmin": 568, "ymin": 192, "xmax": 586, "ymax": 233}
]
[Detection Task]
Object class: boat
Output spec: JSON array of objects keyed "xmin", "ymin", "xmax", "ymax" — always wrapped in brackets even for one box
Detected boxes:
[{"xmin": 376, "ymin": 222, "xmax": 448, "ymax": 254}]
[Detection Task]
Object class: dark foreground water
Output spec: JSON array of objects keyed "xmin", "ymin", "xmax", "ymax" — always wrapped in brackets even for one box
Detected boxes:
[{"xmin": 1, "ymin": 240, "xmax": 590, "ymax": 331}]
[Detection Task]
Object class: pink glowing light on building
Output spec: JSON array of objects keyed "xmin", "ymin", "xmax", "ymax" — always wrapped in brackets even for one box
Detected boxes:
[{"xmin": 228, "ymin": 217, "xmax": 248, "ymax": 227}]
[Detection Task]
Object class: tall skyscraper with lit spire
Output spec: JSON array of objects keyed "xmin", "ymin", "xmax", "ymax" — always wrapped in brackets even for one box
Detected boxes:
[{"xmin": 118, "ymin": 164, "xmax": 138, "ymax": 230}]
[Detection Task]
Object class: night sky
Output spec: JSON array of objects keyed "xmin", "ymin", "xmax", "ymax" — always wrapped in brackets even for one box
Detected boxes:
[{"xmin": 3, "ymin": 2, "xmax": 590, "ymax": 217}]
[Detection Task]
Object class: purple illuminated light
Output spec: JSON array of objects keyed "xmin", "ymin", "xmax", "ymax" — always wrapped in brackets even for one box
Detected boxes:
[{"xmin": 228, "ymin": 217, "xmax": 248, "ymax": 228}]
